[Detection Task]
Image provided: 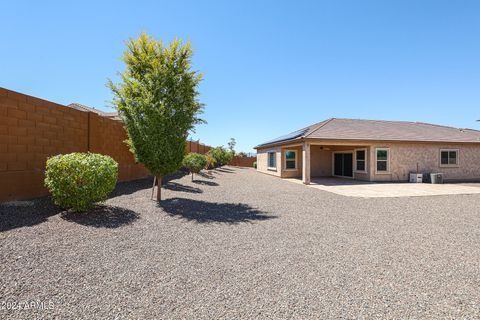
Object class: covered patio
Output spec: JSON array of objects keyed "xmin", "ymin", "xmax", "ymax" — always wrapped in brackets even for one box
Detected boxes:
[{"xmin": 294, "ymin": 142, "xmax": 371, "ymax": 184}]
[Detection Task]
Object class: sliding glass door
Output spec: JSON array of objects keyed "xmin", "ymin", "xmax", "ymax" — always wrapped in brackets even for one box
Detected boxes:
[{"xmin": 333, "ymin": 152, "xmax": 353, "ymax": 177}]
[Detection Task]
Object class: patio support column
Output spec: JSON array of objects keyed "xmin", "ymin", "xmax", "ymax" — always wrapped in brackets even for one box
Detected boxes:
[{"xmin": 302, "ymin": 142, "xmax": 311, "ymax": 184}]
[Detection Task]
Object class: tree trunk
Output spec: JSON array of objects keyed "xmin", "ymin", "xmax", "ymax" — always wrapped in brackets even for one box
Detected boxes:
[
  {"xmin": 156, "ymin": 176, "xmax": 162, "ymax": 201},
  {"xmin": 151, "ymin": 176, "xmax": 157, "ymax": 199}
]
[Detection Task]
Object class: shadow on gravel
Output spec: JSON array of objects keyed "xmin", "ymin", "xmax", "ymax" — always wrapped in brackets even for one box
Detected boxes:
[
  {"xmin": 109, "ymin": 178, "xmax": 152, "ymax": 198},
  {"xmin": 61, "ymin": 205, "xmax": 139, "ymax": 228},
  {"xmin": 215, "ymin": 168, "xmax": 235, "ymax": 174},
  {"xmin": 159, "ymin": 198, "xmax": 275, "ymax": 224},
  {"xmin": 198, "ymin": 172, "xmax": 215, "ymax": 179},
  {"xmin": 0, "ymin": 198, "xmax": 61, "ymax": 232},
  {"xmin": 109, "ymin": 172, "xmax": 191, "ymax": 198},
  {"xmin": 192, "ymin": 180, "xmax": 219, "ymax": 186},
  {"xmin": 164, "ymin": 182, "xmax": 203, "ymax": 193}
]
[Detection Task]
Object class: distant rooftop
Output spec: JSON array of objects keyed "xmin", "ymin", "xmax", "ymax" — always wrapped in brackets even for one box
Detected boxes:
[
  {"xmin": 256, "ymin": 118, "xmax": 480, "ymax": 147},
  {"xmin": 68, "ymin": 103, "xmax": 121, "ymax": 121}
]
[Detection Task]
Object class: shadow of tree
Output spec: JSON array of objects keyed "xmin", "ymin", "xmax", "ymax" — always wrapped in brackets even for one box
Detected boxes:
[
  {"xmin": 0, "ymin": 198, "xmax": 61, "ymax": 232},
  {"xmin": 109, "ymin": 178, "xmax": 152, "ymax": 198},
  {"xmin": 61, "ymin": 205, "xmax": 139, "ymax": 228},
  {"xmin": 109, "ymin": 171, "xmax": 191, "ymax": 198},
  {"xmin": 164, "ymin": 182, "xmax": 203, "ymax": 193},
  {"xmin": 215, "ymin": 167, "xmax": 235, "ymax": 173},
  {"xmin": 159, "ymin": 198, "xmax": 275, "ymax": 224},
  {"xmin": 198, "ymin": 172, "xmax": 215, "ymax": 180},
  {"xmin": 164, "ymin": 171, "xmax": 190, "ymax": 182},
  {"xmin": 192, "ymin": 180, "xmax": 219, "ymax": 186}
]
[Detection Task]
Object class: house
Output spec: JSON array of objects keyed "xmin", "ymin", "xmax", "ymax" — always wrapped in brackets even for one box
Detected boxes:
[{"xmin": 255, "ymin": 118, "xmax": 480, "ymax": 183}]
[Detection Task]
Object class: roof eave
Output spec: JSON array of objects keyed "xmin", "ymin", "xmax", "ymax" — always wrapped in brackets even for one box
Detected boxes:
[
  {"xmin": 254, "ymin": 137, "xmax": 304, "ymax": 149},
  {"xmin": 256, "ymin": 137, "xmax": 480, "ymax": 148},
  {"xmin": 303, "ymin": 137, "xmax": 480, "ymax": 144}
]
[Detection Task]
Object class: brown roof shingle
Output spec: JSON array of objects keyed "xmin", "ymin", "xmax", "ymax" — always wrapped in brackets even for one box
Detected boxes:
[{"xmin": 257, "ymin": 118, "xmax": 480, "ymax": 147}]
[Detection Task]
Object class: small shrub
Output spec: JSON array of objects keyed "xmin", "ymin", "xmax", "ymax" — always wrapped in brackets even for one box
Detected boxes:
[
  {"xmin": 182, "ymin": 153, "xmax": 208, "ymax": 181},
  {"xmin": 207, "ymin": 146, "xmax": 233, "ymax": 167},
  {"xmin": 253, "ymin": 161, "xmax": 257, "ymax": 169},
  {"xmin": 205, "ymin": 154, "xmax": 217, "ymax": 169},
  {"xmin": 45, "ymin": 153, "xmax": 118, "ymax": 212}
]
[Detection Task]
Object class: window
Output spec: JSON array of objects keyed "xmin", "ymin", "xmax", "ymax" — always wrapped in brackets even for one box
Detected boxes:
[
  {"xmin": 440, "ymin": 149, "xmax": 458, "ymax": 166},
  {"xmin": 284, "ymin": 150, "xmax": 297, "ymax": 170},
  {"xmin": 376, "ymin": 148, "xmax": 389, "ymax": 173},
  {"xmin": 268, "ymin": 152, "xmax": 276, "ymax": 169},
  {"xmin": 355, "ymin": 149, "xmax": 366, "ymax": 172}
]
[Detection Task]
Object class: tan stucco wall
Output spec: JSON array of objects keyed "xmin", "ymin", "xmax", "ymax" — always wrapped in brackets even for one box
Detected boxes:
[
  {"xmin": 368, "ymin": 142, "xmax": 480, "ymax": 182},
  {"xmin": 257, "ymin": 140, "xmax": 480, "ymax": 182},
  {"xmin": 311, "ymin": 146, "xmax": 331, "ymax": 177},
  {"xmin": 256, "ymin": 145, "xmax": 303, "ymax": 178},
  {"xmin": 257, "ymin": 147, "xmax": 282, "ymax": 177}
]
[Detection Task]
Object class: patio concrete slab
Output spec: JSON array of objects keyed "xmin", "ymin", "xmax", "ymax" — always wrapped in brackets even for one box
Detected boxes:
[{"xmin": 285, "ymin": 177, "xmax": 480, "ymax": 198}]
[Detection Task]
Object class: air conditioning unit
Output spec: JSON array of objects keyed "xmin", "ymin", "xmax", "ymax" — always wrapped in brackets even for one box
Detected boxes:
[
  {"xmin": 430, "ymin": 173, "xmax": 444, "ymax": 184},
  {"xmin": 409, "ymin": 173, "xmax": 423, "ymax": 183}
]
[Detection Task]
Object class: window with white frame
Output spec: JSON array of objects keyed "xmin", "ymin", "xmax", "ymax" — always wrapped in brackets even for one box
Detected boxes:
[
  {"xmin": 376, "ymin": 148, "xmax": 389, "ymax": 173},
  {"xmin": 284, "ymin": 150, "xmax": 297, "ymax": 170},
  {"xmin": 440, "ymin": 149, "xmax": 458, "ymax": 166},
  {"xmin": 355, "ymin": 149, "xmax": 366, "ymax": 172},
  {"xmin": 268, "ymin": 152, "xmax": 276, "ymax": 169}
]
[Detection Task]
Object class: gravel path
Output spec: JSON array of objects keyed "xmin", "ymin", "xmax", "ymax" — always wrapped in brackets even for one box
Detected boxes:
[{"xmin": 1, "ymin": 166, "xmax": 480, "ymax": 319}]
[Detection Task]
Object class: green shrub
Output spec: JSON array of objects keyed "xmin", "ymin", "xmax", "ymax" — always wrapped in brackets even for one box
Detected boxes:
[
  {"xmin": 182, "ymin": 153, "xmax": 208, "ymax": 181},
  {"xmin": 205, "ymin": 154, "xmax": 217, "ymax": 169},
  {"xmin": 207, "ymin": 146, "xmax": 233, "ymax": 167},
  {"xmin": 45, "ymin": 153, "xmax": 118, "ymax": 212},
  {"xmin": 253, "ymin": 161, "xmax": 257, "ymax": 169}
]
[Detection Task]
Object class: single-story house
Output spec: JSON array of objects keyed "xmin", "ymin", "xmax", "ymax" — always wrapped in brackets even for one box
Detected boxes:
[{"xmin": 255, "ymin": 118, "xmax": 480, "ymax": 183}]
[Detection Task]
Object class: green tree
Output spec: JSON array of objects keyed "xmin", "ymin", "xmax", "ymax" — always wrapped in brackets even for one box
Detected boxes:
[
  {"xmin": 208, "ymin": 146, "xmax": 233, "ymax": 167},
  {"xmin": 182, "ymin": 153, "xmax": 208, "ymax": 181},
  {"xmin": 108, "ymin": 33, "xmax": 204, "ymax": 201},
  {"xmin": 227, "ymin": 138, "xmax": 236, "ymax": 155}
]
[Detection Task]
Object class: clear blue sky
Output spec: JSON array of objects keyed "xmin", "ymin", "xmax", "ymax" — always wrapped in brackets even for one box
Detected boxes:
[{"xmin": 2, "ymin": 1, "xmax": 480, "ymax": 153}]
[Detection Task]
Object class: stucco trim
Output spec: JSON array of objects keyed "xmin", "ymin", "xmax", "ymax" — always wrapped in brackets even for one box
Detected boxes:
[
  {"xmin": 354, "ymin": 148, "xmax": 368, "ymax": 174},
  {"xmin": 375, "ymin": 147, "xmax": 391, "ymax": 174},
  {"xmin": 284, "ymin": 149, "xmax": 299, "ymax": 171},
  {"xmin": 257, "ymin": 138, "xmax": 480, "ymax": 153},
  {"xmin": 267, "ymin": 150, "xmax": 278, "ymax": 171},
  {"xmin": 439, "ymin": 148, "xmax": 460, "ymax": 168}
]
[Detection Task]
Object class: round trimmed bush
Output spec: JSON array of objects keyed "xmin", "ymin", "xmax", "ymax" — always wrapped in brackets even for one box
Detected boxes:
[
  {"xmin": 45, "ymin": 152, "xmax": 118, "ymax": 212},
  {"xmin": 182, "ymin": 153, "xmax": 208, "ymax": 181},
  {"xmin": 253, "ymin": 161, "xmax": 257, "ymax": 169}
]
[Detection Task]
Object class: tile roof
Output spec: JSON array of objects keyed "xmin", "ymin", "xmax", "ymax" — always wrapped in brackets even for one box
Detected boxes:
[
  {"xmin": 68, "ymin": 103, "xmax": 121, "ymax": 120},
  {"xmin": 256, "ymin": 118, "xmax": 480, "ymax": 147}
]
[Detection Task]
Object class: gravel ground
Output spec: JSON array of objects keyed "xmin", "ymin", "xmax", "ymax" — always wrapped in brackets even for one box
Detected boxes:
[{"xmin": 1, "ymin": 166, "xmax": 480, "ymax": 319}]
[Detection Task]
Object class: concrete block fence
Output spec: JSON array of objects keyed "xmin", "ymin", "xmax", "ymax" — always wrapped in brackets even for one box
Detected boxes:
[
  {"xmin": 0, "ymin": 88, "xmax": 211, "ymax": 201},
  {"xmin": 229, "ymin": 156, "xmax": 256, "ymax": 168}
]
